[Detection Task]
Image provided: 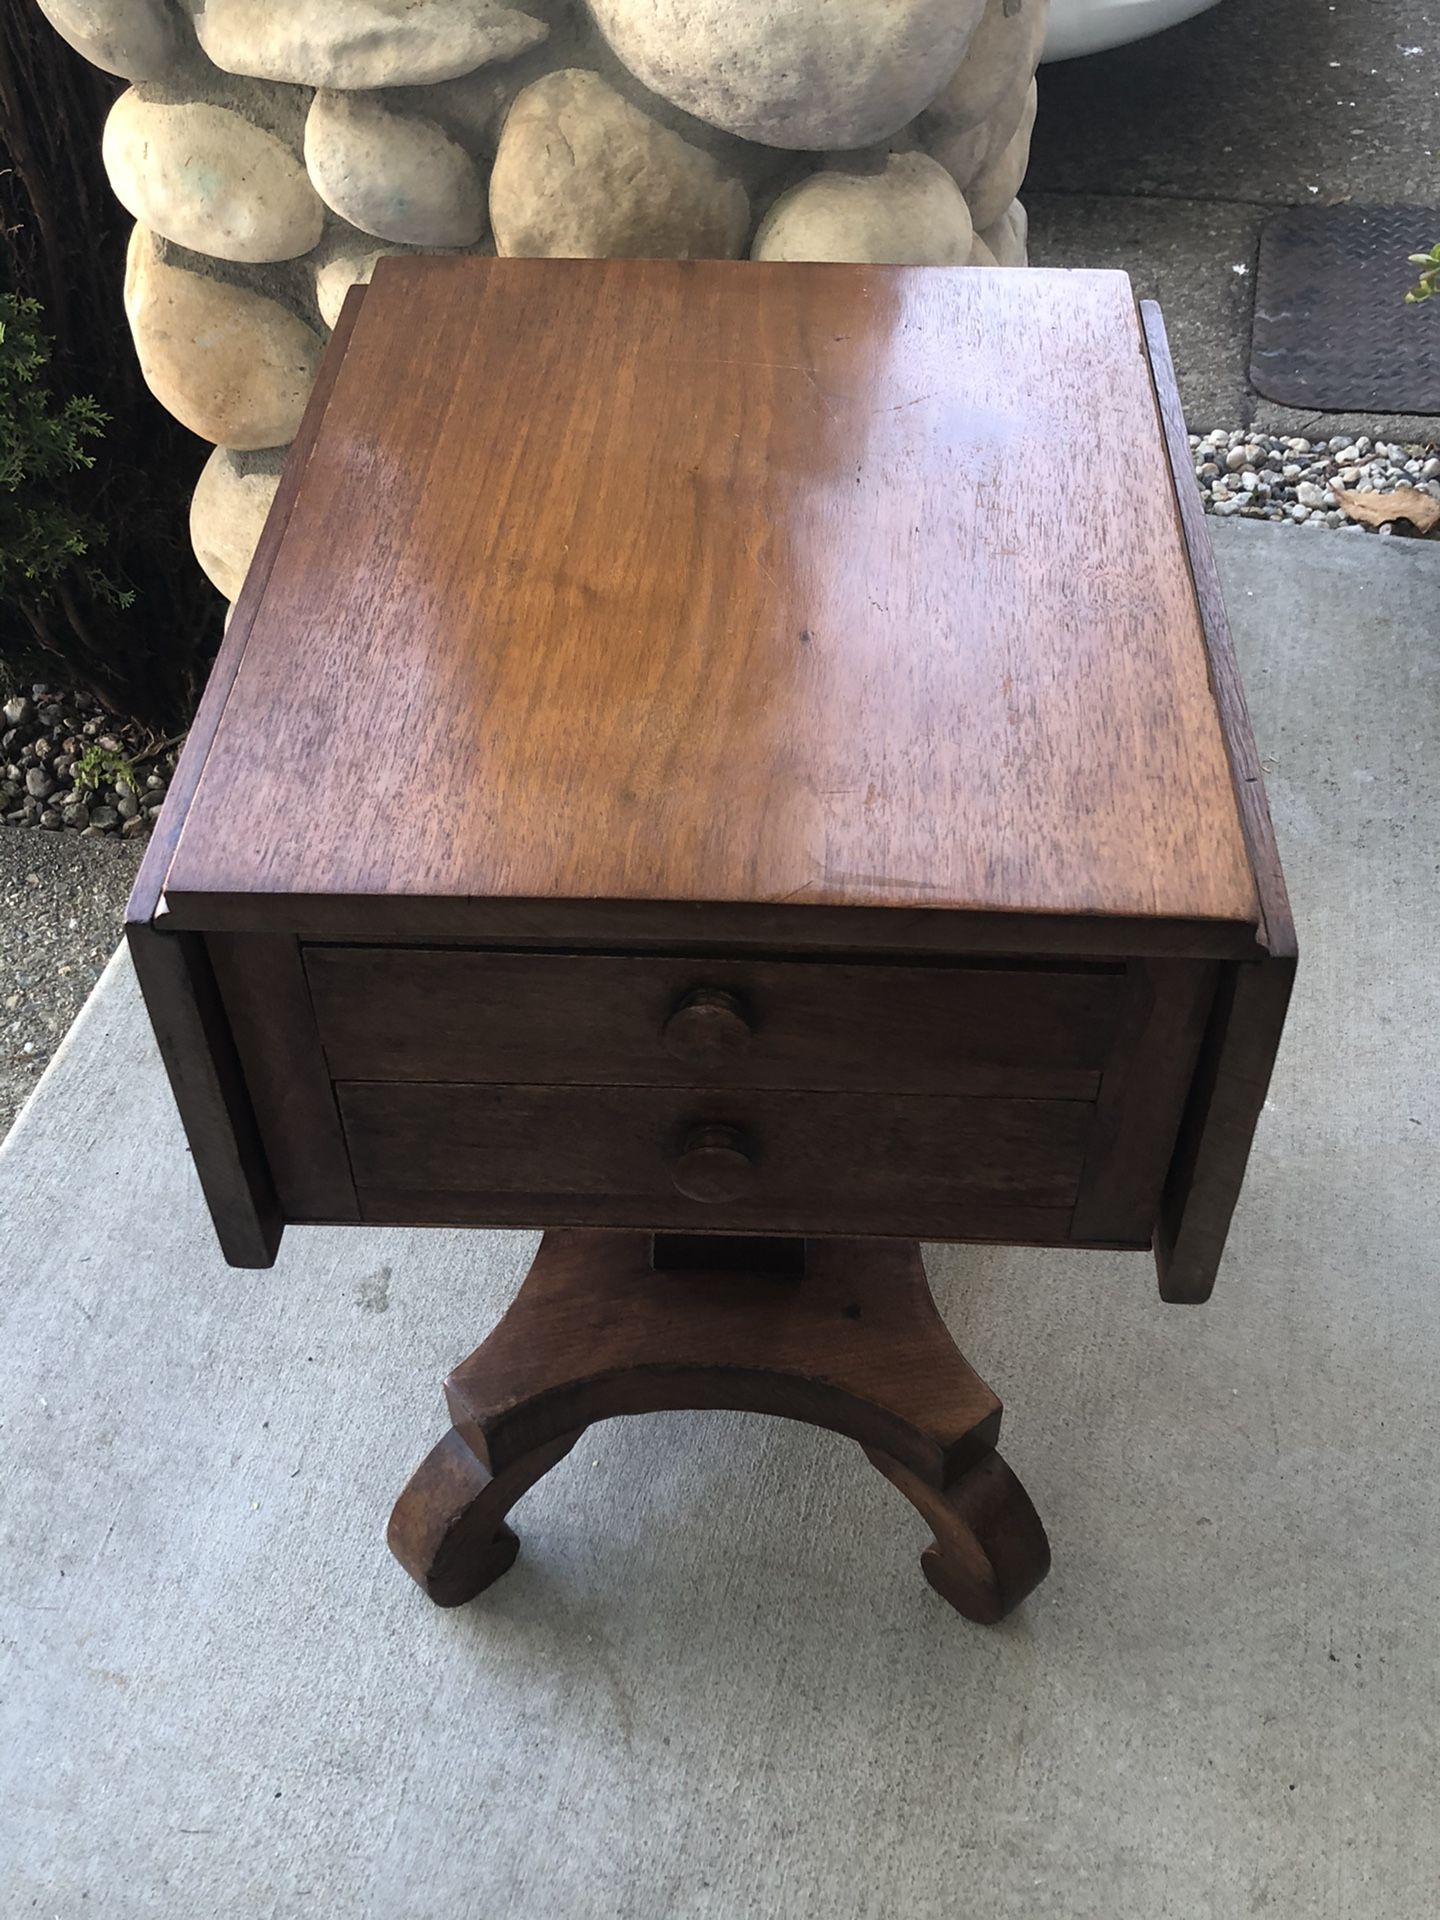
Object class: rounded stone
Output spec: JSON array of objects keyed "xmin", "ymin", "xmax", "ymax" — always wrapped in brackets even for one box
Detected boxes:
[
  {"xmin": 36, "ymin": 0, "xmax": 181, "ymax": 81},
  {"xmin": 922, "ymin": 0, "xmax": 1048, "ymax": 136},
  {"xmin": 967, "ymin": 232, "xmax": 998, "ymax": 267},
  {"xmin": 315, "ymin": 245, "xmax": 401, "ymax": 329},
  {"xmin": 305, "ymin": 92, "xmax": 487, "ymax": 246},
  {"xmin": 412, "ymin": 23, "xmax": 636, "ymax": 154},
  {"xmin": 964, "ymin": 78, "xmax": 1036, "ymax": 232},
  {"xmin": 979, "ymin": 197, "xmax": 1028, "ymax": 269},
  {"xmin": 924, "ymin": 116, "xmax": 990, "ymax": 195},
  {"xmin": 103, "ymin": 90, "xmax": 325, "ymax": 264},
  {"xmin": 192, "ymin": 0, "xmax": 549, "ymax": 90},
  {"xmin": 490, "ymin": 69, "xmax": 750, "ymax": 260},
  {"xmin": 585, "ymin": 0, "xmax": 987, "ymax": 150},
  {"xmin": 189, "ymin": 447, "xmax": 284, "ymax": 598},
  {"xmin": 752, "ymin": 154, "xmax": 972, "ymax": 266},
  {"xmin": 124, "ymin": 226, "xmax": 323, "ymax": 448},
  {"xmin": 386, "ymin": 66, "xmax": 523, "ymax": 157},
  {"xmin": 924, "ymin": 59, "xmax": 1032, "ymax": 191}
]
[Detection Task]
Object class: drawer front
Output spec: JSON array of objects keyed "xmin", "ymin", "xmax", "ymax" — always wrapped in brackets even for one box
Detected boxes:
[
  {"xmin": 336, "ymin": 1081, "xmax": 1093, "ymax": 1240},
  {"xmin": 305, "ymin": 948, "xmax": 1126, "ymax": 1098}
]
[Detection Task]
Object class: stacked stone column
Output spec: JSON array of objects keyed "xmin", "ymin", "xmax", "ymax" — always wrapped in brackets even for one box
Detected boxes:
[{"xmin": 39, "ymin": 0, "xmax": 1049, "ymax": 603}]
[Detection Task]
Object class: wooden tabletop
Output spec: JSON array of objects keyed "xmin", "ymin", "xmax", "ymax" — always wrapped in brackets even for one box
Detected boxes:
[{"xmin": 162, "ymin": 258, "xmax": 1257, "ymax": 936}]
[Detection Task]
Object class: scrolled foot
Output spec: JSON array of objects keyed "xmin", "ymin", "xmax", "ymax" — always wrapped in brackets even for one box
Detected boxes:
[
  {"xmin": 387, "ymin": 1426, "xmax": 580, "ymax": 1608},
  {"xmin": 867, "ymin": 1447, "xmax": 1051, "ymax": 1625}
]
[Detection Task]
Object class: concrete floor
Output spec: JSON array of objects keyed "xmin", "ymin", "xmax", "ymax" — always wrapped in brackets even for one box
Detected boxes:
[
  {"xmin": 0, "ymin": 830, "xmax": 142, "ymax": 1142},
  {"xmin": 1030, "ymin": 0, "xmax": 1440, "ymax": 441},
  {"xmin": 2, "ymin": 521, "xmax": 1438, "ymax": 1916}
]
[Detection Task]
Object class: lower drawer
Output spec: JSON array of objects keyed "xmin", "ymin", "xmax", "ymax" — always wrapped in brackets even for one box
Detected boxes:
[{"xmin": 337, "ymin": 1081, "xmax": 1092, "ymax": 1240}]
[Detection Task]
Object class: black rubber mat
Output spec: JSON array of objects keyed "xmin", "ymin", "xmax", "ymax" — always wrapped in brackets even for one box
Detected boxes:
[{"xmin": 1251, "ymin": 205, "xmax": 1440, "ymax": 413}]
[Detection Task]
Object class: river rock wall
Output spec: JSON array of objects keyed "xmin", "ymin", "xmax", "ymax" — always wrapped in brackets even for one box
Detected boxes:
[{"xmin": 38, "ymin": 0, "xmax": 1049, "ymax": 601}]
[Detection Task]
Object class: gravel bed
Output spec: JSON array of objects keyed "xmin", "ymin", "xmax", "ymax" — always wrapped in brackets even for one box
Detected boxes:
[
  {"xmin": 0, "ymin": 828, "xmax": 144, "ymax": 1144},
  {"xmin": 1191, "ymin": 430, "xmax": 1440, "ymax": 532},
  {"xmin": 1, "ymin": 682, "xmax": 175, "ymax": 1144},
  {"xmin": 1, "ymin": 684, "xmax": 176, "ymax": 838}
]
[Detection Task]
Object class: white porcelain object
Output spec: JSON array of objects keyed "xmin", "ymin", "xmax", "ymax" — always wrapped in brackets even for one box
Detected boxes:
[{"xmin": 1043, "ymin": 0, "xmax": 1221, "ymax": 62}]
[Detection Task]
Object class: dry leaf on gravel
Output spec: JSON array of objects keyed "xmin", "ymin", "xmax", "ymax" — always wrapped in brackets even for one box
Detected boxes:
[{"xmin": 1333, "ymin": 486, "xmax": 1440, "ymax": 533}]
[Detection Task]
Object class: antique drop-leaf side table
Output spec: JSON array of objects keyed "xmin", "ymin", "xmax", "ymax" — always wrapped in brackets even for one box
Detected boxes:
[{"xmin": 128, "ymin": 259, "xmax": 1293, "ymax": 1625}]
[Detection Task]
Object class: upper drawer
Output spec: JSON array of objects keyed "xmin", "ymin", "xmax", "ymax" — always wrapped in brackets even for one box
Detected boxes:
[{"xmin": 303, "ymin": 948, "xmax": 1127, "ymax": 1098}]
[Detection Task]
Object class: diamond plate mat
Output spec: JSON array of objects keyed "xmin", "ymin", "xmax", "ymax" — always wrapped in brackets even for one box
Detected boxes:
[{"xmin": 1251, "ymin": 205, "xmax": 1440, "ymax": 413}]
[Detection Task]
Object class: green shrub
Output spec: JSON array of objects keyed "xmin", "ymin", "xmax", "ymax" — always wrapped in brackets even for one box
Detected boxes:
[
  {"xmin": 1406, "ymin": 243, "xmax": 1440, "ymax": 306},
  {"xmin": 0, "ymin": 293, "xmax": 134, "ymax": 623},
  {"xmin": 2, "ymin": 6, "xmax": 220, "ymax": 730},
  {"xmin": 69, "ymin": 740, "xmax": 140, "ymax": 797}
]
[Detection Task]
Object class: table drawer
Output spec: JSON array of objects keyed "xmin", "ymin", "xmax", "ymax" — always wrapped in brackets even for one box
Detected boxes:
[
  {"xmin": 336, "ymin": 1081, "xmax": 1093, "ymax": 1240},
  {"xmin": 305, "ymin": 948, "xmax": 1126, "ymax": 1099}
]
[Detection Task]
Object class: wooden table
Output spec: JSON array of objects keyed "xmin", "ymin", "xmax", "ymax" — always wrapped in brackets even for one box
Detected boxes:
[{"xmin": 128, "ymin": 258, "xmax": 1293, "ymax": 1625}]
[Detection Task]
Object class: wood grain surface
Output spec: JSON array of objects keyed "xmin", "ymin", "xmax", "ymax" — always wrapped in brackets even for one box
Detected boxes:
[
  {"xmin": 156, "ymin": 890, "xmax": 1265, "ymax": 957},
  {"xmin": 128, "ymin": 288, "xmax": 365, "ymax": 934},
  {"xmin": 1140, "ymin": 301, "xmax": 1295, "ymax": 963},
  {"xmin": 445, "ymin": 1232, "xmax": 1002, "ymax": 1481},
  {"xmin": 207, "ymin": 933, "xmax": 357, "ymax": 1222},
  {"xmin": 1070, "ymin": 957, "xmax": 1216, "ymax": 1243},
  {"xmin": 122, "ymin": 292, "xmax": 366, "ymax": 1269},
  {"xmin": 337, "ymin": 1079, "xmax": 1092, "ymax": 1238},
  {"xmin": 1141, "ymin": 302, "xmax": 1297, "ymax": 1300},
  {"xmin": 388, "ymin": 1230, "xmax": 1051, "ymax": 1622},
  {"xmin": 124, "ymin": 922, "xmax": 281, "ymax": 1267},
  {"xmin": 161, "ymin": 258, "xmax": 1258, "ymax": 935},
  {"xmin": 303, "ymin": 946, "xmax": 1128, "ymax": 1098}
]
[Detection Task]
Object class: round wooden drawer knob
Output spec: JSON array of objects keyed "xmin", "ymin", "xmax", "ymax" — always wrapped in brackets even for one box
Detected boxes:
[
  {"xmin": 661, "ymin": 988, "xmax": 752, "ymax": 1065},
  {"xmin": 672, "ymin": 1125, "xmax": 754, "ymax": 1204}
]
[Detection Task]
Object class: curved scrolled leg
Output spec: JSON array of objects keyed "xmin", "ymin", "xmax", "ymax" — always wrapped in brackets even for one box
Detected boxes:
[
  {"xmin": 389, "ymin": 1231, "xmax": 1053, "ymax": 1625},
  {"xmin": 387, "ymin": 1426, "xmax": 583, "ymax": 1607},
  {"xmin": 866, "ymin": 1447, "xmax": 1051, "ymax": 1624}
]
